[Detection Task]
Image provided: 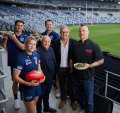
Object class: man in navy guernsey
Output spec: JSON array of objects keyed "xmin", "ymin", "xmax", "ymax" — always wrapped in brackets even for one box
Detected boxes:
[
  {"xmin": 70, "ymin": 24, "xmax": 104, "ymax": 113},
  {"xmin": 1, "ymin": 20, "xmax": 28, "ymax": 110},
  {"xmin": 40, "ymin": 19, "xmax": 60, "ymax": 47}
]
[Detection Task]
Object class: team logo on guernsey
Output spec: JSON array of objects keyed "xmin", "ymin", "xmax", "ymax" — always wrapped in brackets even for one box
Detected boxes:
[
  {"xmin": 25, "ymin": 96, "xmax": 32, "ymax": 100},
  {"xmin": 34, "ymin": 56, "xmax": 38, "ymax": 65},
  {"xmin": 86, "ymin": 49, "xmax": 92, "ymax": 53},
  {"xmin": 50, "ymin": 36, "xmax": 53, "ymax": 40},
  {"xmin": 25, "ymin": 59, "xmax": 32, "ymax": 65}
]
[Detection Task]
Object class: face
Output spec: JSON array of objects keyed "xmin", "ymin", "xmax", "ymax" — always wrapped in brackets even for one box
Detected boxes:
[
  {"xmin": 60, "ymin": 27, "xmax": 69, "ymax": 40},
  {"xmin": 26, "ymin": 40, "xmax": 36, "ymax": 52},
  {"xmin": 79, "ymin": 26, "xmax": 89, "ymax": 40},
  {"xmin": 15, "ymin": 22, "xmax": 24, "ymax": 33},
  {"xmin": 41, "ymin": 36, "xmax": 51, "ymax": 50},
  {"xmin": 45, "ymin": 21, "xmax": 53, "ymax": 32}
]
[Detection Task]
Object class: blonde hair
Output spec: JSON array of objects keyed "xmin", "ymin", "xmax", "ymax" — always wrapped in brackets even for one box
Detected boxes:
[{"xmin": 24, "ymin": 36, "xmax": 37, "ymax": 50}]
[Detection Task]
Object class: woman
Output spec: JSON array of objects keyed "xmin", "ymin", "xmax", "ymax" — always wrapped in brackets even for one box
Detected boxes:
[{"xmin": 13, "ymin": 36, "xmax": 45, "ymax": 113}]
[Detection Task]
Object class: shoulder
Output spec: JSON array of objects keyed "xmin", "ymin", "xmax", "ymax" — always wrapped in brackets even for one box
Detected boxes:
[
  {"xmin": 41, "ymin": 31, "xmax": 46, "ymax": 35},
  {"xmin": 69, "ymin": 38, "xmax": 77, "ymax": 42},
  {"xmin": 87, "ymin": 39, "xmax": 99, "ymax": 47},
  {"xmin": 52, "ymin": 31, "xmax": 60, "ymax": 37},
  {"xmin": 33, "ymin": 51, "xmax": 39, "ymax": 56},
  {"xmin": 21, "ymin": 33, "xmax": 28, "ymax": 38},
  {"xmin": 53, "ymin": 39, "xmax": 60, "ymax": 45}
]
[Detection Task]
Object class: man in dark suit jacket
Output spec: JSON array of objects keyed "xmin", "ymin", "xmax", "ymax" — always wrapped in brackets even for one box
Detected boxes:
[
  {"xmin": 53, "ymin": 25, "xmax": 77, "ymax": 110},
  {"xmin": 37, "ymin": 36, "xmax": 57, "ymax": 113}
]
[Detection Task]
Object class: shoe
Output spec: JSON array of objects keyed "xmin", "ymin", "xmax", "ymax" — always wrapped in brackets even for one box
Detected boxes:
[
  {"xmin": 71, "ymin": 102, "xmax": 77, "ymax": 110},
  {"xmin": 56, "ymin": 88, "xmax": 60, "ymax": 98},
  {"xmin": 44, "ymin": 107, "xmax": 57, "ymax": 112},
  {"xmin": 58, "ymin": 101, "xmax": 65, "ymax": 109},
  {"xmin": 14, "ymin": 99, "xmax": 20, "ymax": 110}
]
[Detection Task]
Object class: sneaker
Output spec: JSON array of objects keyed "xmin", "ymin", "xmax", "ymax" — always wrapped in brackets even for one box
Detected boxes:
[
  {"xmin": 56, "ymin": 88, "xmax": 60, "ymax": 98},
  {"xmin": 14, "ymin": 99, "xmax": 20, "ymax": 110}
]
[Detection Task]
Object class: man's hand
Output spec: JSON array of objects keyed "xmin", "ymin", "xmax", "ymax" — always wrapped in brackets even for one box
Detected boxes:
[{"xmin": 8, "ymin": 34, "xmax": 17, "ymax": 41}]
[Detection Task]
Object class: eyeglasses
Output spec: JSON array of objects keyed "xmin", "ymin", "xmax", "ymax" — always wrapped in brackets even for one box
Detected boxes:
[{"xmin": 61, "ymin": 31, "xmax": 69, "ymax": 34}]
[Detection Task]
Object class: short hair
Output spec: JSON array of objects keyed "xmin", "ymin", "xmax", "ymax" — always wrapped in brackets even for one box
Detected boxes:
[
  {"xmin": 15, "ymin": 20, "xmax": 24, "ymax": 26},
  {"xmin": 80, "ymin": 24, "xmax": 87, "ymax": 27},
  {"xmin": 24, "ymin": 36, "xmax": 37, "ymax": 50},
  {"xmin": 60, "ymin": 25, "xmax": 69, "ymax": 33},
  {"xmin": 45, "ymin": 19, "xmax": 53, "ymax": 25}
]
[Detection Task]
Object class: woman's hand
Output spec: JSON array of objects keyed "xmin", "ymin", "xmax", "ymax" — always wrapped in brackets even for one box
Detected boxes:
[
  {"xmin": 39, "ymin": 76, "xmax": 45, "ymax": 83},
  {"xmin": 29, "ymin": 80, "xmax": 39, "ymax": 86}
]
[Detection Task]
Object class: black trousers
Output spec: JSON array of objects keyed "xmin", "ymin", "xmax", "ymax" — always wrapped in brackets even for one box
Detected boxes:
[
  {"xmin": 57, "ymin": 68, "xmax": 76, "ymax": 102},
  {"xmin": 36, "ymin": 81, "xmax": 53, "ymax": 113}
]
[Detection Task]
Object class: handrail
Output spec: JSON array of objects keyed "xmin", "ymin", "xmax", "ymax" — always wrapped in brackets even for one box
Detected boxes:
[{"xmin": 105, "ymin": 70, "xmax": 120, "ymax": 105}]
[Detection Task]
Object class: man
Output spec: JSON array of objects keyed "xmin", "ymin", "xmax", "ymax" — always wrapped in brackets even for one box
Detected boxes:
[
  {"xmin": 37, "ymin": 36, "xmax": 57, "ymax": 113},
  {"xmin": 39, "ymin": 19, "xmax": 60, "ymax": 98},
  {"xmin": 37, "ymin": 19, "xmax": 60, "ymax": 47},
  {"xmin": 1, "ymin": 20, "xmax": 28, "ymax": 110},
  {"xmin": 70, "ymin": 24, "xmax": 104, "ymax": 113},
  {"xmin": 53, "ymin": 25, "xmax": 77, "ymax": 110}
]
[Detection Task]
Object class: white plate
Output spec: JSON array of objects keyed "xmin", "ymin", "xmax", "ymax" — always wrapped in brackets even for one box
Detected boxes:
[
  {"xmin": 74, "ymin": 63, "xmax": 86, "ymax": 70},
  {"xmin": 0, "ymin": 31, "xmax": 14, "ymax": 35}
]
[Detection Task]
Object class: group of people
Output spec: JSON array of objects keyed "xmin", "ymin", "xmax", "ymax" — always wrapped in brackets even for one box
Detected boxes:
[{"xmin": 1, "ymin": 19, "xmax": 104, "ymax": 113}]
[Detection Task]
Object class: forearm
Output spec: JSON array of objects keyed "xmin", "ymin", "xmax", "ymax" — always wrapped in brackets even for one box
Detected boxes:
[
  {"xmin": 89, "ymin": 59, "xmax": 104, "ymax": 68},
  {"xmin": 38, "ymin": 64, "xmax": 42, "ymax": 72},
  {"xmin": 1, "ymin": 39, "xmax": 7, "ymax": 49},
  {"xmin": 13, "ymin": 38, "xmax": 25, "ymax": 50},
  {"xmin": 14, "ymin": 76, "xmax": 30, "ymax": 86}
]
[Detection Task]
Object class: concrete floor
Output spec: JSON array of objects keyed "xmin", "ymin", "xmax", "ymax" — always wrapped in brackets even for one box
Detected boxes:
[{"xmin": 0, "ymin": 51, "xmax": 120, "ymax": 113}]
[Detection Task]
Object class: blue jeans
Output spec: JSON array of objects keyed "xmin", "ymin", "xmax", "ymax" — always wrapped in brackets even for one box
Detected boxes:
[{"xmin": 72, "ymin": 76, "xmax": 94, "ymax": 113}]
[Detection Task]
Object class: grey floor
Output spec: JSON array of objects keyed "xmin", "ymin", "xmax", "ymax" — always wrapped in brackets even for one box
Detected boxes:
[{"xmin": 1, "ymin": 51, "xmax": 120, "ymax": 113}]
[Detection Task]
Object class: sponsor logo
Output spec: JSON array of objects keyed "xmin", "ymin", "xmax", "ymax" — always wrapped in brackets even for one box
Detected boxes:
[
  {"xmin": 30, "ymin": 72, "xmax": 41, "ymax": 76},
  {"xmin": 25, "ymin": 59, "xmax": 32, "ymax": 65},
  {"xmin": 20, "ymin": 37, "xmax": 24, "ymax": 42},
  {"xmin": 86, "ymin": 49, "xmax": 92, "ymax": 53}
]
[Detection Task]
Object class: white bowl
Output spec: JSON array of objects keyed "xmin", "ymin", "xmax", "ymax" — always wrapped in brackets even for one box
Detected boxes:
[{"xmin": 74, "ymin": 63, "xmax": 86, "ymax": 70}]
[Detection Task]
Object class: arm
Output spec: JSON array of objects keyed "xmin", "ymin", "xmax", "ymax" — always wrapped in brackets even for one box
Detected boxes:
[
  {"xmin": 9, "ymin": 34, "xmax": 25, "ymax": 50},
  {"xmin": 84, "ymin": 59, "xmax": 104, "ymax": 69},
  {"xmin": 1, "ymin": 35, "xmax": 8, "ymax": 49},
  {"xmin": 38, "ymin": 64, "xmax": 45, "ymax": 83},
  {"xmin": 13, "ymin": 69, "xmax": 39, "ymax": 86}
]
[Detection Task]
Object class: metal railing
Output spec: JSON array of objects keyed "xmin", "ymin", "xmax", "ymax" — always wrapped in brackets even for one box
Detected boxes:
[{"xmin": 105, "ymin": 70, "xmax": 120, "ymax": 105}]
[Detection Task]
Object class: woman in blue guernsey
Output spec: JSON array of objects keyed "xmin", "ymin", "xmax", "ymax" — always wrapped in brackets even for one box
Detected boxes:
[{"xmin": 13, "ymin": 36, "xmax": 45, "ymax": 113}]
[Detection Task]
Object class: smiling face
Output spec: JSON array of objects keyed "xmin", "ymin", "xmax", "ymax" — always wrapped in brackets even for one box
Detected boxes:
[
  {"xmin": 45, "ymin": 21, "xmax": 53, "ymax": 33},
  {"xmin": 26, "ymin": 40, "xmax": 37, "ymax": 52},
  {"xmin": 60, "ymin": 26, "xmax": 69, "ymax": 40},
  {"xmin": 79, "ymin": 25, "xmax": 89, "ymax": 41},
  {"xmin": 25, "ymin": 37, "xmax": 37, "ymax": 54},
  {"xmin": 41, "ymin": 36, "xmax": 51, "ymax": 50},
  {"xmin": 14, "ymin": 22, "xmax": 24, "ymax": 33}
]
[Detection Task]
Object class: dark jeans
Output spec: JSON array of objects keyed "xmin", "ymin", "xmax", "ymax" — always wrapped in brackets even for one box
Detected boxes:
[
  {"xmin": 36, "ymin": 81, "xmax": 53, "ymax": 113},
  {"xmin": 57, "ymin": 68, "xmax": 76, "ymax": 102},
  {"xmin": 72, "ymin": 76, "xmax": 94, "ymax": 113}
]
